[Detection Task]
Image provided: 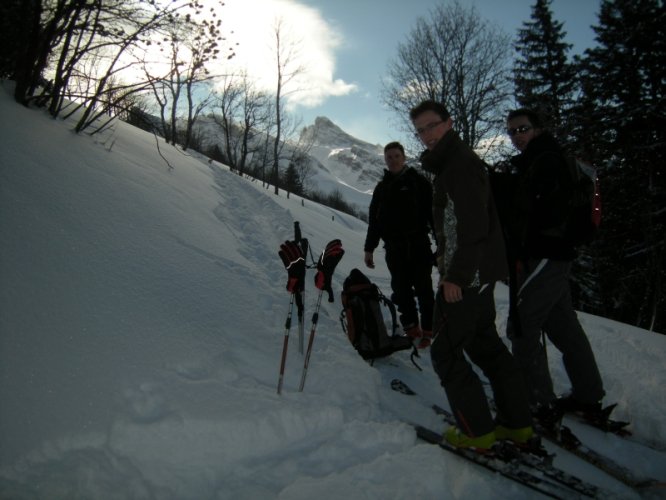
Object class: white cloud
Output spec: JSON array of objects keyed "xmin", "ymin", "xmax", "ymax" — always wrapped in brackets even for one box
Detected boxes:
[{"xmin": 216, "ymin": 0, "xmax": 357, "ymax": 108}]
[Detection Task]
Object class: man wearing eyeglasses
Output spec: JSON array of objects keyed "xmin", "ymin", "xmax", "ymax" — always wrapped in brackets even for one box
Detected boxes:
[
  {"xmin": 496, "ymin": 108, "xmax": 605, "ymax": 431},
  {"xmin": 409, "ymin": 100, "xmax": 533, "ymax": 451}
]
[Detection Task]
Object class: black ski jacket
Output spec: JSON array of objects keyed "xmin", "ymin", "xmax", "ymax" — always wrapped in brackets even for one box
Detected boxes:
[
  {"xmin": 420, "ymin": 130, "xmax": 508, "ymax": 287},
  {"xmin": 492, "ymin": 132, "xmax": 576, "ymax": 262},
  {"xmin": 364, "ymin": 167, "xmax": 433, "ymax": 252}
]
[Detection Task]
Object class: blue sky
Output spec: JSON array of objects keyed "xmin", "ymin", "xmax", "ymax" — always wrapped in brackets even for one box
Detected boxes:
[{"xmin": 221, "ymin": 0, "xmax": 601, "ymax": 145}]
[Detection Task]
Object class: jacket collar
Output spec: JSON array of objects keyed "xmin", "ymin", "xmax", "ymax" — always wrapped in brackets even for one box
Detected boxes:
[
  {"xmin": 419, "ymin": 130, "xmax": 463, "ymax": 174},
  {"xmin": 382, "ymin": 165, "xmax": 411, "ymax": 181},
  {"xmin": 512, "ymin": 131, "xmax": 563, "ymax": 169}
]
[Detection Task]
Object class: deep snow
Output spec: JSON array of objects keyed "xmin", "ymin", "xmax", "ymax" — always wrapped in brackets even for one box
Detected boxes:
[{"xmin": 1, "ymin": 81, "xmax": 665, "ymax": 499}]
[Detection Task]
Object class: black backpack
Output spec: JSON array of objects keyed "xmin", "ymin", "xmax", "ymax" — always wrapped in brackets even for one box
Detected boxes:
[
  {"xmin": 564, "ymin": 157, "xmax": 602, "ymax": 246},
  {"xmin": 340, "ymin": 268, "xmax": 417, "ymax": 364}
]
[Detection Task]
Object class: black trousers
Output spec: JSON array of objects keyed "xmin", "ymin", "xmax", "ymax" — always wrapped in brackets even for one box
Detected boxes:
[
  {"xmin": 384, "ymin": 235, "xmax": 434, "ymax": 331},
  {"xmin": 508, "ymin": 258, "xmax": 605, "ymax": 406},
  {"xmin": 430, "ymin": 284, "xmax": 532, "ymax": 437}
]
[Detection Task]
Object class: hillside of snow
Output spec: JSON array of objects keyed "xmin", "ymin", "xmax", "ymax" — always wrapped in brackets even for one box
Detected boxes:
[{"xmin": 1, "ymin": 81, "xmax": 665, "ymax": 499}]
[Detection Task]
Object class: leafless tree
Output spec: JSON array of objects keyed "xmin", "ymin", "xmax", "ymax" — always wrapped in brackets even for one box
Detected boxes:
[
  {"xmin": 211, "ymin": 74, "xmax": 243, "ymax": 167},
  {"xmin": 30, "ymin": 0, "xmax": 184, "ymax": 123},
  {"xmin": 381, "ymin": 0, "xmax": 512, "ymax": 157},
  {"xmin": 142, "ymin": 3, "xmax": 233, "ymax": 149},
  {"xmin": 6, "ymin": 0, "xmax": 234, "ymax": 140},
  {"xmin": 211, "ymin": 72, "xmax": 270, "ymax": 176},
  {"xmin": 178, "ymin": 10, "xmax": 234, "ymax": 150},
  {"xmin": 269, "ymin": 18, "xmax": 304, "ymax": 195}
]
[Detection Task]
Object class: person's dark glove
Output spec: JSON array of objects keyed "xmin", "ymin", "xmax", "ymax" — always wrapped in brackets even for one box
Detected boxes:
[
  {"xmin": 278, "ymin": 240, "xmax": 305, "ymax": 293},
  {"xmin": 314, "ymin": 239, "xmax": 344, "ymax": 302}
]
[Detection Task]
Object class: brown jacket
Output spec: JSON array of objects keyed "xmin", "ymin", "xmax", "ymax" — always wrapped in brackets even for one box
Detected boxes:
[{"xmin": 420, "ymin": 130, "xmax": 508, "ymax": 287}]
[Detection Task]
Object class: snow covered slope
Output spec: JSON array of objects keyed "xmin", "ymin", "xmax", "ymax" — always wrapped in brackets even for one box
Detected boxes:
[{"xmin": 1, "ymin": 81, "xmax": 665, "ymax": 499}]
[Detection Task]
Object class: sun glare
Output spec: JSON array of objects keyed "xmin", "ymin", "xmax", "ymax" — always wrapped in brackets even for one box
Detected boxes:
[
  {"xmin": 219, "ymin": 0, "xmax": 357, "ymax": 108},
  {"xmin": 83, "ymin": 0, "xmax": 356, "ymax": 114}
]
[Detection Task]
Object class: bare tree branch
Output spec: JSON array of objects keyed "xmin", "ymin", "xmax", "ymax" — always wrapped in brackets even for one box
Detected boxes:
[{"xmin": 381, "ymin": 0, "xmax": 512, "ymax": 158}]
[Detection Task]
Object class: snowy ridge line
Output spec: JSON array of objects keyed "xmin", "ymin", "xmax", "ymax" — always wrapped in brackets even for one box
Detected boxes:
[{"xmin": 389, "ymin": 379, "xmax": 616, "ymax": 499}]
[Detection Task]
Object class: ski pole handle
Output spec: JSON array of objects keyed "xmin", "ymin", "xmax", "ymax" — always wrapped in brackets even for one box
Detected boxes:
[{"xmin": 294, "ymin": 221, "xmax": 302, "ymax": 242}]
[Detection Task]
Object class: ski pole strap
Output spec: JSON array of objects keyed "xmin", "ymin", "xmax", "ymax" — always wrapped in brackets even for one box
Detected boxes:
[
  {"xmin": 294, "ymin": 221, "xmax": 313, "ymax": 266},
  {"xmin": 409, "ymin": 348, "xmax": 423, "ymax": 371},
  {"xmin": 294, "ymin": 221, "xmax": 302, "ymax": 242}
]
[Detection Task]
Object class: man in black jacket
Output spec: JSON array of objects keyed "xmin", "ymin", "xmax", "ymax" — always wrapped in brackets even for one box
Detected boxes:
[
  {"xmin": 364, "ymin": 141, "xmax": 434, "ymax": 349},
  {"xmin": 410, "ymin": 100, "xmax": 533, "ymax": 451},
  {"xmin": 496, "ymin": 108, "xmax": 605, "ymax": 427}
]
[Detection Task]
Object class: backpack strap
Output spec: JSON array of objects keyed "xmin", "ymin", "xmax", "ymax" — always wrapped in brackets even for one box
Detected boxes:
[
  {"xmin": 378, "ymin": 287, "xmax": 422, "ymax": 371},
  {"xmin": 376, "ymin": 288, "xmax": 398, "ymax": 336},
  {"xmin": 339, "ymin": 309, "xmax": 348, "ymax": 335},
  {"xmin": 409, "ymin": 348, "xmax": 423, "ymax": 371}
]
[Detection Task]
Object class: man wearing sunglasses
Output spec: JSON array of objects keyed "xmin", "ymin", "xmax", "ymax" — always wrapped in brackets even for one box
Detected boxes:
[
  {"xmin": 497, "ymin": 108, "xmax": 606, "ymax": 431},
  {"xmin": 409, "ymin": 100, "xmax": 533, "ymax": 451}
]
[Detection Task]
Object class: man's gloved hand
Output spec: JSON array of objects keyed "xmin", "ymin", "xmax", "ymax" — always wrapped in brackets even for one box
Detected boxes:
[
  {"xmin": 364, "ymin": 251, "xmax": 375, "ymax": 269},
  {"xmin": 278, "ymin": 240, "xmax": 306, "ymax": 293},
  {"xmin": 314, "ymin": 239, "xmax": 344, "ymax": 302}
]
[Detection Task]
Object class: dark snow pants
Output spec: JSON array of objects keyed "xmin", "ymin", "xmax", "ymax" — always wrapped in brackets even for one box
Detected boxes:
[
  {"xmin": 508, "ymin": 258, "xmax": 605, "ymax": 406},
  {"xmin": 384, "ymin": 235, "xmax": 434, "ymax": 331},
  {"xmin": 430, "ymin": 284, "xmax": 532, "ymax": 437}
]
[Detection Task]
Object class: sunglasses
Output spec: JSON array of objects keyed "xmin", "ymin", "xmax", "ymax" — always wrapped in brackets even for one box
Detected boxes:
[{"xmin": 507, "ymin": 125, "xmax": 532, "ymax": 137}]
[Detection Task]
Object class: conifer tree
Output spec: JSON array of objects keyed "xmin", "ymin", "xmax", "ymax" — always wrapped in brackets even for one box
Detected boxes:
[
  {"xmin": 578, "ymin": 0, "xmax": 665, "ymax": 333},
  {"xmin": 513, "ymin": 0, "xmax": 601, "ymax": 313},
  {"xmin": 513, "ymin": 0, "xmax": 576, "ymax": 140},
  {"xmin": 282, "ymin": 163, "xmax": 303, "ymax": 199}
]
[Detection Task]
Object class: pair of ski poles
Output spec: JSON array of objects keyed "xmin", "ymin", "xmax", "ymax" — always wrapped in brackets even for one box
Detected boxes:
[
  {"xmin": 276, "ymin": 221, "xmax": 327, "ymax": 394},
  {"xmin": 277, "ymin": 285, "xmax": 324, "ymax": 394}
]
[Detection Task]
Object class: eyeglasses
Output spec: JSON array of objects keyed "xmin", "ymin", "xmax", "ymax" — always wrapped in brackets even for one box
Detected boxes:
[
  {"xmin": 507, "ymin": 125, "xmax": 532, "ymax": 137},
  {"xmin": 414, "ymin": 120, "xmax": 444, "ymax": 137}
]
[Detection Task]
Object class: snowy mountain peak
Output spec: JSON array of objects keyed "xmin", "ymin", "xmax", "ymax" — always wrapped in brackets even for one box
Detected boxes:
[
  {"xmin": 302, "ymin": 116, "xmax": 381, "ymax": 151},
  {"xmin": 300, "ymin": 117, "xmax": 387, "ymax": 206}
]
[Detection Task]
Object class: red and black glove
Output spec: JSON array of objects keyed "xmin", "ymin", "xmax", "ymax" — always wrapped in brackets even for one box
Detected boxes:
[
  {"xmin": 314, "ymin": 239, "xmax": 344, "ymax": 302},
  {"xmin": 278, "ymin": 240, "xmax": 306, "ymax": 293}
]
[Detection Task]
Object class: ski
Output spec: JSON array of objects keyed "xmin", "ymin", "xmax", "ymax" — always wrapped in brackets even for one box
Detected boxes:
[
  {"xmin": 478, "ymin": 380, "xmax": 637, "ymax": 443},
  {"xmin": 413, "ymin": 423, "xmax": 578, "ymax": 499},
  {"xmin": 562, "ymin": 404, "xmax": 631, "ymax": 437},
  {"xmin": 482, "ymin": 387, "xmax": 664, "ymax": 489},
  {"xmin": 561, "ymin": 408, "xmax": 665, "ymax": 451},
  {"xmin": 390, "ymin": 379, "xmax": 605, "ymax": 498},
  {"xmin": 534, "ymin": 420, "xmax": 664, "ymax": 491}
]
